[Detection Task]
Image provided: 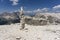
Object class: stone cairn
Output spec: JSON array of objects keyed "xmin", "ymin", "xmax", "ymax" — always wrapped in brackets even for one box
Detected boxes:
[{"xmin": 20, "ymin": 7, "xmax": 25, "ymax": 30}]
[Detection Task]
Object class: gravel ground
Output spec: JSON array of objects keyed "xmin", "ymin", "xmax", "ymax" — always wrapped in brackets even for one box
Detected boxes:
[{"xmin": 0, "ymin": 23, "xmax": 60, "ymax": 40}]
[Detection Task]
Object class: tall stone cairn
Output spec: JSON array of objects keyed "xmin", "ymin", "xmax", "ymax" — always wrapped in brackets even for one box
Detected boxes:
[{"xmin": 20, "ymin": 7, "xmax": 25, "ymax": 30}]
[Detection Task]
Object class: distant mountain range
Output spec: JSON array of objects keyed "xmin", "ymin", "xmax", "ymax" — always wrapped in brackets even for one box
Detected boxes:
[
  {"xmin": 25, "ymin": 13, "xmax": 60, "ymax": 25},
  {"xmin": 0, "ymin": 12, "xmax": 60, "ymax": 25},
  {"xmin": 0, "ymin": 11, "xmax": 35, "ymax": 25},
  {"xmin": 0, "ymin": 12, "xmax": 20, "ymax": 25}
]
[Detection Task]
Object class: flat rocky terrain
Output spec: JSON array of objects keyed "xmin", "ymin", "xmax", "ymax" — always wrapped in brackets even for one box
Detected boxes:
[{"xmin": 0, "ymin": 23, "xmax": 60, "ymax": 40}]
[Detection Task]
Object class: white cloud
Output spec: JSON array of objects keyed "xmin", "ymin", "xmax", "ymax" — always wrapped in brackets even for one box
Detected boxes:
[
  {"xmin": 53, "ymin": 5, "xmax": 60, "ymax": 12},
  {"xmin": 53, "ymin": 5, "xmax": 60, "ymax": 9},
  {"xmin": 33, "ymin": 5, "xmax": 60, "ymax": 13},
  {"xmin": 10, "ymin": 0, "xmax": 19, "ymax": 5},
  {"xmin": 42, "ymin": 8, "xmax": 49, "ymax": 12},
  {"xmin": 25, "ymin": 11, "xmax": 33, "ymax": 13},
  {"xmin": 33, "ymin": 8, "xmax": 49, "ymax": 13},
  {"xmin": 23, "ymin": 8, "xmax": 49, "ymax": 13},
  {"xmin": 33, "ymin": 9, "xmax": 42, "ymax": 13}
]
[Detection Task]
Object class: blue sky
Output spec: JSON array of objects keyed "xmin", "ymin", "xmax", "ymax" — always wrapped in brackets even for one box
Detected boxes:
[{"xmin": 0, "ymin": 0, "xmax": 60, "ymax": 13}]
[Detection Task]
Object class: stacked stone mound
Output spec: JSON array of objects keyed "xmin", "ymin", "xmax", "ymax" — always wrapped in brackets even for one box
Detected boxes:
[{"xmin": 24, "ymin": 13, "xmax": 60, "ymax": 25}]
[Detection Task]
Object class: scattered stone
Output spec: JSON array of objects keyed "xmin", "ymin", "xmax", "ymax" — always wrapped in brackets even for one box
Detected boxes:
[
  {"xmin": 16, "ymin": 37, "xmax": 21, "ymax": 40},
  {"xmin": 37, "ymin": 38, "xmax": 41, "ymax": 40},
  {"xmin": 24, "ymin": 28, "xmax": 28, "ymax": 30}
]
